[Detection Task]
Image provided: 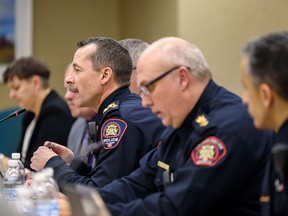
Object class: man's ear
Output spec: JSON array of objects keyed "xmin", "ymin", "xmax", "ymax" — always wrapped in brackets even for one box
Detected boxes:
[
  {"xmin": 259, "ymin": 83, "xmax": 274, "ymax": 108},
  {"xmin": 101, "ymin": 67, "xmax": 113, "ymax": 84},
  {"xmin": 178, "ymin": 67, "xmax": 190, "ymax": 91}
]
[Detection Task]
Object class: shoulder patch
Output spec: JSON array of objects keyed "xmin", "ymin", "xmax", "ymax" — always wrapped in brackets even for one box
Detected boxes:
[
  {"xmin": 191, "ymin": 136, "xmax": 226, "ymax": 166},
  {"xmin": 101, "ymin": 119, "xmax": 127, "ymax": 150}
]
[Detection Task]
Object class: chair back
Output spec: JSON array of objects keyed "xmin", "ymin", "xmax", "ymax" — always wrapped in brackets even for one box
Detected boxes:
[{"xmin": 0, "ymin": 107, "xmax": 23, "ymax": 156}]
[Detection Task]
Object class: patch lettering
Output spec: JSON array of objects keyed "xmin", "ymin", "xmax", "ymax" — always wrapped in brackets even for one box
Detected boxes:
[
  {"xmin": 101, "ymin": 119, "xmax": 127, "ymax": 150},
  {"xmin": 191, "ymin": 136, "xmax": 226, "ymax": 166}
]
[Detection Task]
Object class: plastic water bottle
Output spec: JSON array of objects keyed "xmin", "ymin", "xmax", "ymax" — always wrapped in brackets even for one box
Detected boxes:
[
  {"xmin": 42, "ymin": 167, "xmax": 59, "ymax": 193},
  {"xmin": 0, "ymin": 153, "xmax": 6, "ymax": 176},
  {"xmin": 16, "ymin": 186, "xmax": 34, "ymax": 216},
  {"xmin": 11, "ymin": 153, "xmax": 25, "ymax": 184},
  {"xmin": 0, "ymin": 153, "xmax": 6, "ymax": 195},
  {"xmin": 31, "ymin": 168, "xmax": 59, "ymax": 216},
  {"xmin": 42, "ymin": 167, "xmax": 59, "ymax": 215},
  {"xmin": 2, "ymin": 159, "xmax": 24, "ymax": 202}
]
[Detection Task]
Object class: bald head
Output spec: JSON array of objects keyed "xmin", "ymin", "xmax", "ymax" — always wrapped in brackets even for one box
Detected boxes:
[{"xmin": 138, "ymin": 37, "xmax": 211, "ymax": 82}]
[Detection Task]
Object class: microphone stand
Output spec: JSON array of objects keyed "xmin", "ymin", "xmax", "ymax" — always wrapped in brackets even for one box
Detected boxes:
[{"xmin": 0, "ymin": 108, "xmax": 26, "ymax": 123}]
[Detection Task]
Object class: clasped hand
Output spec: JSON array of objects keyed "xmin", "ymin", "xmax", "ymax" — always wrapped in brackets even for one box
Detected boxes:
[{"xmin": 30, "ymin": 141, "xmax": 75, "ymax": 171}]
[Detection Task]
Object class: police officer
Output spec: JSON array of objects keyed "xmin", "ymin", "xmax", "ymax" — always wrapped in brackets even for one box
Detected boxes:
[
  {"xmin": 95, "ymin": 37, "xmax": 274, "ymax": 216},
  {"xmin": 241, "ymin": 31, "xmax": 288, "ymax": 215},
  {"xmin": 30, "ymin": 37, "xmax": 166, "ymax": 187}
]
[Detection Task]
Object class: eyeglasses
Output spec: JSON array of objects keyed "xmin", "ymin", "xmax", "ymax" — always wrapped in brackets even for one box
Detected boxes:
[{"xmin": 140, "ymin": 66, "xmax": 182, "ymax": 96}]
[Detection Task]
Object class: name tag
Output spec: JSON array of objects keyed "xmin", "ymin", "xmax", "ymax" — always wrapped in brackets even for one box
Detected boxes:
[{"xmin": 157, "ymin": 161, "xmax": 170, "ymax": 170}]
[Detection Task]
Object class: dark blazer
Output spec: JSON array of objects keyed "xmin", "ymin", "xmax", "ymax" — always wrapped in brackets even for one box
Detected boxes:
[{"xmin": 18, "ymin": 90, "xmax": 75, "ymax": 168}]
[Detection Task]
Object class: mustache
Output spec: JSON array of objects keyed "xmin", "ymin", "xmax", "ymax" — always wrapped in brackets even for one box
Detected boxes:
[{"xmin": 68, "ymin": 86, "xmax": 79, "ymax": 93}]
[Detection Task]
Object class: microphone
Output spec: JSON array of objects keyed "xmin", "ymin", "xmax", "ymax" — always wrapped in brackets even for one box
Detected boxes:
[
  {"xmin": 82, "ymin": 140, "xmax": 104, "ymax": 158},
  {"xmin": 272, "ymin": 143, "xmax": 288, "ymax": 184},
  {"xmin": 0, "ymin": 107, "xmax": 26, "ymax": 123},
  {"xmin": 69, "ymin": 141, "xmax": 104, "ymax": 175},
  {"xmin": 88, "ymin": 121, "xmax": 96, "ymax": 141}
]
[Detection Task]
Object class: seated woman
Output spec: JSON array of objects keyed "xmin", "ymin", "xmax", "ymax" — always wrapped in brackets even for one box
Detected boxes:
[{"xmin": 2, "ymin": 56, "xmax": 75, "ymax": 169}]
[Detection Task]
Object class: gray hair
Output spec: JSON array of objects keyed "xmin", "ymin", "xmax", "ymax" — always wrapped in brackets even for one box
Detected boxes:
[{"xmin": 118, "ymin": 38, "xmax": 149, "ymax": 69}]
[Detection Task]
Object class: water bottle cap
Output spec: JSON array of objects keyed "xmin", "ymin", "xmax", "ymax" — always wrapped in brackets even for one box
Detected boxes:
[
  {"xmin": 11, "ymin": 153, "xmax": 21, "ymax": 159},
  {"xmin": 8, "ymin": 159, "xmax": 18, "ymax": 167}
]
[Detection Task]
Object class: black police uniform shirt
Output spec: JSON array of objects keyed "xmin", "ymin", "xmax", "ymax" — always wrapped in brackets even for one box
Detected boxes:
[
  {"xmin": 45, "ymin": 86, "xmax": 166, "ymax": 187},
  {"xmin": 99, "ymin": 80, "xmax": 274, "ymax": 216},
  {"xmin": 260, "ymin": 119, "xmax": 288, "ymax": 216}
]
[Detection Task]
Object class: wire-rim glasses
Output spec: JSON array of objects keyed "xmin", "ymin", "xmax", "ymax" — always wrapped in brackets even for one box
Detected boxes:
[{"xmin": 140, "ymin": 66, "xmax": 185, "ymax": 96}]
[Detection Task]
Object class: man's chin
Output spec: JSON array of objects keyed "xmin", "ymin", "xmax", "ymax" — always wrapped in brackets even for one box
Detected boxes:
[{"xmin": 161, "ymin": 118, "xmax": 171, "ymax": 127}]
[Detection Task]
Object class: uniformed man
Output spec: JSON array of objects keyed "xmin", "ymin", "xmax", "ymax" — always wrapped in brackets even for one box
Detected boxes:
[
  {"xmin": 30, "ymin": 37, "xmax": 166, "ymax": 187},
  {"xmin": 241, "ymin": 31, "xmax": 288, "ymax": 215},
  {"xmin": 96, "ymin": 37, "xmax": 274, "ymax": 215},
  {"xmin": 64, "ymin": 63, "xmax": 97, "ymax": 166}
]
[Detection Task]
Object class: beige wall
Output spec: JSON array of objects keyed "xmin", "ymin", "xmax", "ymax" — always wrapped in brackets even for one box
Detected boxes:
[
  {"xmin": 178, "ymin": 0, "xmax": 288, "ymax": 95},
  {"xmin": 119, "ymin": 0, "xmax": 177, "ymax": 42},
  {"xmin": 1, "ymin": 0, "xmax": 288, "ymax": 110},
  {"xmin": 0, "ymin": 0, "xmax": 121, "ymax": 110},
  {"xmin": 32, "ymin": 0, "xmax": 120, "ymax": 103},
  {"xmin": 0, "ymin": 0, "xmax": 177, "ymax": 110}
]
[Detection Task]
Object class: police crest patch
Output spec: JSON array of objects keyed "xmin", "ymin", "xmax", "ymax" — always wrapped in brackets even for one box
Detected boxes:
[
  {"xmin": 101, "ymin": 119, "xmax": 127, "ymax": 150},
  {"xmin": 191, "ymin": 136, "xmax": 226, "ymax": 166}
]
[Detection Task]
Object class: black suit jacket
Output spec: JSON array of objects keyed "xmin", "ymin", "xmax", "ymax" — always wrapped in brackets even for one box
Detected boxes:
[{"xmin": 18, "ymin": 90, "xmax": 75, "ymax": 168}]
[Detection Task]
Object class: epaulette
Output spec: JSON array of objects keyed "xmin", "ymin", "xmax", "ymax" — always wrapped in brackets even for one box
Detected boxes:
[
  {"xmin": 103, "ymin": 102, "xmax": 118, "ymax": 114},
  {"xmin": 192, "ymin": 113, "xmax": 217, "ymax": 137}
]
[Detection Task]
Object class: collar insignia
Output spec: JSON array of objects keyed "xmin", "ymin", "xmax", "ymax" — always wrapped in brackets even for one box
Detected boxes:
[
  {"xmin": 103, "ymin": 102, "xmax": 117, "ymax": 114},
  {"xmin": 195, "ymin": 115, "xmax": 209, "ymax": 127}
]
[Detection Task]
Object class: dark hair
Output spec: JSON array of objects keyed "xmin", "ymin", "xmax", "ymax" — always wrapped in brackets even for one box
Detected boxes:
[
  {"xmin": 242, "ymin": 31, "xmax": 288, "ymax": 100},
  {"xmin": 3, "ymin": 56, "xmax": 50, "ymax": 88},
  {"xmin": 77, "ymin": 37, "xmax": 132, "ymax": 86}
]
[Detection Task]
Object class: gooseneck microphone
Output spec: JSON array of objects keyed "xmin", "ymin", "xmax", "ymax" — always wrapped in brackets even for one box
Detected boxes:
[{"xmin": 0, "ymin": 107, "xmax": 26, "ymax": 123}]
